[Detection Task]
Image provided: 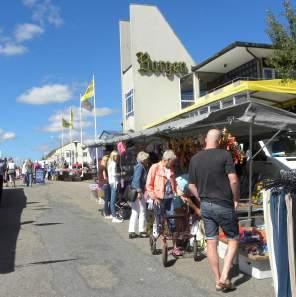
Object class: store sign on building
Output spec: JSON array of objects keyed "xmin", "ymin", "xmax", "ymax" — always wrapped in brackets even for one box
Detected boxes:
[{"xmin": 136, "ymin": 52, "xmax": 188, "ymax": 77}]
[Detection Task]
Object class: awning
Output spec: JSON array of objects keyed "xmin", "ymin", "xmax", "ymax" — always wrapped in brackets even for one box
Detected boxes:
[
  {"xmin": 144, "ymin": 79, "xmax": 296, "ymax": 129},
  {"xmin": 86, "ymin": 102, "xmax": 296, "ymax": 147}
]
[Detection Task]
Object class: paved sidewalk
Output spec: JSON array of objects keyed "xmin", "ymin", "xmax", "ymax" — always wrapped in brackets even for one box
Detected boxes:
[{"xmin": 0, "ymin": 181, "xmax": 274, "ymax": 297}]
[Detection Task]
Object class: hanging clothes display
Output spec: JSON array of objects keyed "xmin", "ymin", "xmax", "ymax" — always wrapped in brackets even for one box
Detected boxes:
[
  {"xmin": 263, "ymin": 170, "xmax": 296, "ymax": 297},
  {"xmin": 286, "ymin": 194, "xmax": 296, "ymax": 297},
  {"xmin": 263, "ymin": 190, "xmax": 278, "ymax": 296},
  {"xmin": 270, "ymin": 191, "xmax": 291, "ymax": 297}
]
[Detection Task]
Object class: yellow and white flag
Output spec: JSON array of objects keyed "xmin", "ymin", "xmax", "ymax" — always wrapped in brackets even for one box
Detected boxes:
[
  {"xmin": 81, "ymin": 79, "xmax": 94, "ymax": 111},
  {"xmin": 62, "ymin": 118, "xmax": 71, "ymax": 128},
  {"xmin": 69, "ymin": 108, "xmax": 74, "ymax": 128}
]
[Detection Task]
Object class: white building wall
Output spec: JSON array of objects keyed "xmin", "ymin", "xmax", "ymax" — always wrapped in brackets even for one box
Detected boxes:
[
  {"xmin": 46, "ymin": 142, "xmax": 92, "ymax": 165},
  {"xmin": 121, "ymin": 67, "xmax": 135, "ymax": 131},
  {"xmin": 120, "ymin": 4, "xmax": 195, "ymax": 132}
]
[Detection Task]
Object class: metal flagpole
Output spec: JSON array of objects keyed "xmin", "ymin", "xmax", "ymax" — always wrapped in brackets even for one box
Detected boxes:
[
  {"xmin": 70, "ymin": 108, "xmax": 73, "ymax": 168},
  {"xmin": 93, "ymin": 74, "xmax": 99, "ymax": 174},
  {"xmin": 80, "ymin": 95, "xmax": 84, "ymax": 176},
  {"xmin": 61, "ymin": 113, "xmax": 64, "ymax": 165}
]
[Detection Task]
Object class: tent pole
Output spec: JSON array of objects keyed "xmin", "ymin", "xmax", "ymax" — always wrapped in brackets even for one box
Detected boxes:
[{"xmin": 248, "ymin": 120, "xmax": 253, "ymax": 223}]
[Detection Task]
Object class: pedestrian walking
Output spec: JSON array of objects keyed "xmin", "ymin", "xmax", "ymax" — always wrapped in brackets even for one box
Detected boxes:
[
  {"xmin": 0, "ymin": 158, "xmax": 6, "ymax": 206},
  {"xmin": 107, "ymin": 151, "xmax": 123, "ymax": 223},
  {"xmin": 98, "ymin": 155, "xmax": 112, "ymax": 219},
  {"xmin": 128, "ymin": 151, "xmax": 149, "ymax": 239},
  {"xmin": 22, "ymin": 160, "xmax": 27, "ymax": 185},
  {"xmin": 188, "ymin": 129, "xmax": 240, "ymax": 291},
  {"xmin": 25, "ymin": 159, "xmax": 34, "ymax": 187},
  {"xmin": 7, "ymin": 158, "xmax": 16, "ymax": 187}
]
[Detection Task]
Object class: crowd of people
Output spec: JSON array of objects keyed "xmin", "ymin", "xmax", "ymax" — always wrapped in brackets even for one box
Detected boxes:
[{"xmin": 97, "ymin": 129, "xmax": 240, "ymax": 291}]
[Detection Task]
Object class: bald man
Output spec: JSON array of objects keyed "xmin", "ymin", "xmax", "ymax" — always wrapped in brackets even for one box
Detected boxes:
[{"xmin": 188, "ymin": 129, "xmax": 240, "ymax": 291}]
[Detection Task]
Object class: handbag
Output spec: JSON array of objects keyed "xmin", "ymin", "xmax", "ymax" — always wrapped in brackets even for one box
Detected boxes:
[{"xmin": 124, "ymin": 184, "xmax": 138, "ymax": 202}]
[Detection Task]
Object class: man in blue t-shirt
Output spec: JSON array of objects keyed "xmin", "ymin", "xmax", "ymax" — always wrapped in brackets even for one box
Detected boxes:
[{"xmin": 188, "ymin": 129, "xmax": 240, "ymax": 291}]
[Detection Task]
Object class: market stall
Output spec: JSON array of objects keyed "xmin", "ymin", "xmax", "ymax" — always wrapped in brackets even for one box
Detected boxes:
[{"xmin": 87, "ymin": 101, "xmax": 296, "ymax": 282}]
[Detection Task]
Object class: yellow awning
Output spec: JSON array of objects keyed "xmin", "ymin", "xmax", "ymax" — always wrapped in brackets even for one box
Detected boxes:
[{"xmin": 143, "ymin": 79, "xmax": 296, "ymax": 129}]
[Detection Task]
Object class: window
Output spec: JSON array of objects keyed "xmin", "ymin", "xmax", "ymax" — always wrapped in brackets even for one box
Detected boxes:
[
  {"xmin": 83, "ymin": 152, "xmax": 88, "ymax": 157},
  {"xmin": 66, "ymin": 152, "xmax": 70, "ymax": 158},
  {"xmin": 263, "ymin": 68, "xmax": 276, "ymax": 80},
  {"xmin": 125, "ymin": 89, "xmax": 134, "ymax": 119}
]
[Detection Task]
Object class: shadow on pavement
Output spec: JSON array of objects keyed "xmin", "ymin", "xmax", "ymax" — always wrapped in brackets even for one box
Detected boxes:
[
  {"xmin": 20, "ymin": 220, "xmax": 35, "ymax": 225},
  {"xmin": 30, "ymin": 258, "xmax": 78, "ymax": 265},
  {"xmin": 34, "ymin": 223, "xmax": 63, "ymax": 226},
  {"xmin": 32, "ymin": 207, "xmax": 52, "ymax": 210},
  {"xmin": 0, "ymin": 188, "xmax": 27, "ymax": 274},
  {"xmin": 233, "ymin": 274, "xmax": 252, "ymax": 287}
]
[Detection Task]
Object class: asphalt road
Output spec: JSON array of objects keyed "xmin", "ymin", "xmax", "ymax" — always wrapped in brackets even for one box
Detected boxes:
[{"xmin": 0, "ymin": 181, "xmax": 274, "ymax": 297}]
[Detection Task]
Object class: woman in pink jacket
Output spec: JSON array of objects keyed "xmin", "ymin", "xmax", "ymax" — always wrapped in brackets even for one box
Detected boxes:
[{"xmin": 146, "ymin": 150, "xmax": 183, "ymax": 256}]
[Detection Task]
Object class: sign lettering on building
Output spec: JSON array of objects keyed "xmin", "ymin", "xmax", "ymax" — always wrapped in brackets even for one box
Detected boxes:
[{"xmin": 136, "ymin": 52, "xmax": 189, "ymax": 77}]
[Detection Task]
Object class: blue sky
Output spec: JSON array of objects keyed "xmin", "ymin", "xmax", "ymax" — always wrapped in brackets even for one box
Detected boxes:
[{"xmin": 0, "ymin": 0, "xmax": 285, "ymax": 162}]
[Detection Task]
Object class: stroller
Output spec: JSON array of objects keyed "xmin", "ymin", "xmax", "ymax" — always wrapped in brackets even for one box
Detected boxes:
[
  {"xmin": 149, "ymin": 197, "xmax": 204, "ymax": 267},
  {"xmin": 115, "ymin": 179, "xmax": 131, "ymax": 220}
]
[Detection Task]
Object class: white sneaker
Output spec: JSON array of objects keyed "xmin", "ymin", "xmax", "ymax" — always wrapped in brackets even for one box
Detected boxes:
[
  {"xmin": 104, "ymin": 215, "xmax": 113, "ymax": 219},
  {"xmin": 112, "ymin": 217, "xmax": 123, "ymax": 223}
]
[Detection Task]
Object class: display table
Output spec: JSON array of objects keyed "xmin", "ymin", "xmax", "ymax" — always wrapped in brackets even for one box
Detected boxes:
[{"xmin": 218, "ymin": 240, "xmax": 272, "ymax": 279}]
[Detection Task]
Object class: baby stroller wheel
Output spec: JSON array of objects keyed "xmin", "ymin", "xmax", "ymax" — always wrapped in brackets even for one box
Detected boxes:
[
  {"xmin": 162, "ymin": 244, "xmax": 168, "ymax": 267},
  {"xmin": 149, "ymin": 235, "xmax": 157, "ymax": 255},
  {"xmin": 193, "ymin": 240, "xmax": 199, "ymax": 262}
]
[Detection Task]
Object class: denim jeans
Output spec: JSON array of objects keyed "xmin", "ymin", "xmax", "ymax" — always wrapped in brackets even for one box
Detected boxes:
[
  {"xmin": 26, "ymin": 173, "xmax": 33, "ymax": 186},
  {"xmin": 110, "ymin": 184, "xmax": 117, "ymax": 218},
  {"xmin": 103, "ymin": 184, "xmax": 111, "ymax": 216},
  {"xmin": 154, "ymin": 198, "xmax": 175, "ymax": 233},
  {"xmin": 201, "ymin": 200, "xmax": 239, "ymax": 240}
]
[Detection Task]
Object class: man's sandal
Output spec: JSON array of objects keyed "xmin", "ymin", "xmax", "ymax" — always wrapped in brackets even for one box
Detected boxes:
[{"xmin": 217, "ymin": 280, "xmax": 235, "ymax": 292}]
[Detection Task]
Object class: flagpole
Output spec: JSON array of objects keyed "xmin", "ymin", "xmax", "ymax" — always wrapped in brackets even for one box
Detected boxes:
[
  {"xmin": 70, "ymin": 108, "xmax": 73, "ymax": 168},
  {"xmin": 93, "ymin": 74, "xmax": 99, "ymax": 174},
  {"xmin": 61, "ymin": 113, "xmax": 64, "ymax": 165},
  {"xmin": 80, "ymin": 94, "xmax": 84, "ymax": 176}
]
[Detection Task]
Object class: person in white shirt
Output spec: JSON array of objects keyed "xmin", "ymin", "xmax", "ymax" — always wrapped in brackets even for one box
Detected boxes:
[
  {"xmin": 107, "ymin": 151, "xmax": 123, "ymax": 223},
  {"xmin": 7, "ymin": 158, "xmax": 16, "ymax": 187}
]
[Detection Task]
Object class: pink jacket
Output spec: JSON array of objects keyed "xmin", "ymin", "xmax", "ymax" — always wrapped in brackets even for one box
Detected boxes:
[{"xmin": 146, "ymin": 161, "xmax": 177, "ymax": 199}]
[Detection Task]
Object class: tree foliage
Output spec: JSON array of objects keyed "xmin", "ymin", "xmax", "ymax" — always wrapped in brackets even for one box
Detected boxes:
[{"xmin": 267, "ymin": 0, "xmax": 296, "ymax": 79}]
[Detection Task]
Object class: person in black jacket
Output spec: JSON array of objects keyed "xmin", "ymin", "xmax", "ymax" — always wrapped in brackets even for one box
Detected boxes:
[{"xmin": 128, "ymin": 151, "xmax": 149, "ymax": 239}]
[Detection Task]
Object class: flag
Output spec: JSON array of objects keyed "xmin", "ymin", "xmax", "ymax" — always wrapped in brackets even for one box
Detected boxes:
[
  {"xmin": 81, "ymin": 79, "xmax": 94, "ymax": 111},
  {"xmin": 62, "ymin": 118, "xmax": 71, "ymax": 128},
  {"xmin": 70, "ymin": 108, "xmax": 74, "ymax": 128}
]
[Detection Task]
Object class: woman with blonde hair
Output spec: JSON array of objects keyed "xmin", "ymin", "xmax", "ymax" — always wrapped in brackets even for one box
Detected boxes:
[
  {"xmin": 128, "ymin": 151, "xmax": 149, "ymax": 239},
  {"xmin": 107, "ymin": 150, "xmax": 123, "ymax": 223}
]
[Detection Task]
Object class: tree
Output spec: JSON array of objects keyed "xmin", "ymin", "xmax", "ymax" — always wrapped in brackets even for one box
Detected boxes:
[{"xmin": 267, "ymin": 0, "xmax": 296, "ymax": 79}]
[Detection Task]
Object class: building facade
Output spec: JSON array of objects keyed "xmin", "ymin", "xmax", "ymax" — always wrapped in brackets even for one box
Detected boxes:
[
  {"xmin": 119, "ymin": 4, "xmax": 195, "ymax": 132},
  {"xmin": 45, "ymin": 141, "xmax": 92, "ymax": 165}
]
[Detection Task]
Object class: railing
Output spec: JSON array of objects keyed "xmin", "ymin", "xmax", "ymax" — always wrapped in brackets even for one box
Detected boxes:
[{"xmin": 200, "ymin": 76, "xmax": 263, "ymax": 97}]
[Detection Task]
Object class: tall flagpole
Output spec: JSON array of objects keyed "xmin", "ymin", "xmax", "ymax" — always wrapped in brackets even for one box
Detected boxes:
[
  {"xmin": 93, "ymin": 74, "xmax": 99, "ymax": 174},
  {"xmin": 61, "ymin": 113, "xmax": 64, "ymax": 165},
  {"xmin": 80, "ymin": 94, "xmax": 84, "ymax": 176},
  {"xmin": 70, "ymin": 108, "xmax": 73, "ymax": 168}
]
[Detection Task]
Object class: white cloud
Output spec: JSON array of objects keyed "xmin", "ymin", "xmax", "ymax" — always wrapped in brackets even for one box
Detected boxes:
[
  {"xmin": 25, "ymin": 0, "xmax": 63, "ymax": 27},
  {"xmin": 0, "ymin": 43, "xmax": 27, "ymax": 56},
  {"xmin": 0, "ymin": 1, "xmax": 62, "ymax": 57},
  {"xmin": 0, "ymin": 129, "xmax": 16, "ymax": 143},
  {"xmin": 42, "ymin": 106, "xmax": 114, "ymax": 133},
  {"xmin": 15, "ymin": 23, "xmax": 44, "ymax": 42},
  {"xmin": 17, "ymin": 84, "xmax": 72, "ymax": 104},
  {"xmin": 22, "ymin": 0, "xmax": 39, "ymax": 7}
]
